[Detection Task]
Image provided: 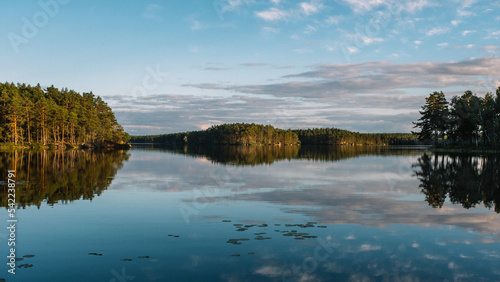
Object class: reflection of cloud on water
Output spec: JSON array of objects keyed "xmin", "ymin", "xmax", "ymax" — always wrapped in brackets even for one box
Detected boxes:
[{"xmin": 115, "ymin": 150, "xmax": 500, "ymax": 240}]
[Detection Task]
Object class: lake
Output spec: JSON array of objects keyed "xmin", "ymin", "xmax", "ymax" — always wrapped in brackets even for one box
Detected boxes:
[{"xmin": 1, "ymin": 145, "xmax": 500, "ymax": 281}]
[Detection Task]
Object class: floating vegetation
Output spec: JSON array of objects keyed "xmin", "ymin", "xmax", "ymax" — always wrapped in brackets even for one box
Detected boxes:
[
  {"xmin": 138, "ymin": 256, "xmax": 150, "ymax": 259},
  {"xmin": 23, "ymin": 254, "xmax": 35, "ymax": 258},
  {"xmin": 247, "ymin": 252, "xmax": 255, "ymax": 255},
  {"xmin": 88, "ymin": 253, "xmax": 103, "ymax": 256},
  {"xmin": 120, "ymin": 258, "xmax": 132, "ymax": 262},
  {"xmin": 230, "ymin": 254, "xmax": 240, "ymax": 257},
  {"xmin": 226, "ymin": 221, "xmax": 325, "ymax": 246},
  {"xmin": 227, "ymin": 238, "xmax": 251, "ymax": 245},
  {"xmin": 173, "ymin": 235, "xmax": 180, "ymax": 238},
  {"xmin": 222, "ymin": 220, "xmax": 232, "ymax": 222},
  {"xmin": 15, "ymin": 257, "xmax": 23, "ymax": 261},
  {"xmin": 18, "ymin": 264, "xmax": 34, "ymax": 268}
]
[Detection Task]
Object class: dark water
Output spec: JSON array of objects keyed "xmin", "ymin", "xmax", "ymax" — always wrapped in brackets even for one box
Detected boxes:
[{"xmin": 1, "ymin": 146, "xmax": 500, "ymax": 281}]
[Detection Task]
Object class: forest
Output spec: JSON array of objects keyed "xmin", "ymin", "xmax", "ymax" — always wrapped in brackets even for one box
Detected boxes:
[
  {"xmin": 0, "ymin": 82, "xmax": 130, "ymax": 148},
  {"xmin": 131, "ymin": 123, "xmax": 300, "ymax": 145},
  {"xmin": 130, "ymin": 123, "xmax": 418, "ymax": 146},
  {"xmin": 413, "ymin": 87, "xmax": 500, "ymax": 148}
]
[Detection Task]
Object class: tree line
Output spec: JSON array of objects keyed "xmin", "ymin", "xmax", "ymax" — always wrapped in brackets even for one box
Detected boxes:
[
  {"xmin": 413, "ymin": 87, "xmax": 500, "ymax": 147},
  {"xmin": 131, "ymin": 123, "xmax": 418, "ymax": 146},
  {"xmin": 294, "ymin": 128, "xmax": 417, "ymax": 145},
  {"xmin": 131, "ymin": 123, "xmax": 300, "ymax": 145},
  {"xmin": 0, "ymin": 82, "xmax": 130, "ymax": 147}
]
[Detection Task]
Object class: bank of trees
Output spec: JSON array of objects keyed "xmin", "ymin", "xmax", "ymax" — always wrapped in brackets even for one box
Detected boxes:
[
  {"xmin": 294, "ymin": 128, "xmax": 417, "ymax": 145},
  {"xmin": 131, "ymin": 123, "xmax": 300, "ymax": 145},
  {"xmin": 0, "ymin": 82, "xmax": 129, "ymax": 146},
  {"xmin": 413, "ymin": 87, "xmax": 500, "ymax": 147},
  {"xmin": 131, "ymin": 123, "xmax": 418, "ymax": 146}
]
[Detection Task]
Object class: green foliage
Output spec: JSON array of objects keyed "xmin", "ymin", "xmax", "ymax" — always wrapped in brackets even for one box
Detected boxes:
[
  {"xmin": 131, "ymin": 123, "xmax": 300, "ymax": 145},
  {"xmin": 131, "ymin": 123, "xmax": 418, "ymax": 146},
  {"xmin": 413, "ymin": 91, "xmax": 449, "ymax": 144},
  {"xmin": 294, "ymin": 128, "xmax": 418, "ymax": 145},
  {"xmin": 0, "ymin": 82, "xmax": 129, "ymax": 146},
  {"xmin": 414, "ymin": 87, "xmax": 500, "ymax": 147}
]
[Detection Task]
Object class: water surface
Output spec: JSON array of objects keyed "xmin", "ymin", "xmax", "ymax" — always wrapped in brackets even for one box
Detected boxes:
[{"xmin": 1, "ymin": 146, "xmax": 499, "ymax": 281}]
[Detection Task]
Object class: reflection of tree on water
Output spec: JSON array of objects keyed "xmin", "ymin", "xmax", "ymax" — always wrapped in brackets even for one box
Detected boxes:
[
  {"xmin": 0, "ymin": 150, "xmax": 129, "ymax": 208},
  {"xmin": 414, "ymin": 154, "xmax": 500, "ymax": 212},
  {"xmin": 147, "ymin": 144, "xmax": 424, "ymax": 166}
]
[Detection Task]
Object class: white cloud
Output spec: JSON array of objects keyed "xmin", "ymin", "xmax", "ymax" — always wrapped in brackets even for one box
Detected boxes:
[
  {"xmin": 414, "ymin": 40, "xmax": 422, "ymax": 45},
  {"xmin": 426, "ymin": 27, "xmax": 450, "ymax": 36},
  {"xmin": 342, "ymin": 0, "xmax": 386, "ymax": 13},
  {"xmin": 343, "ymin": 0, "xmax": 433, "ymax": 14},
  {"xmin": 403, "ymin": 0, "xmax": 434, "ymax": 13},
  {"xmin": 255, "ymin": 7, "xmax": 288, "ymax": 21},
  {"xmin": 271, "ymin": 0, "xmax": 281, "ymax": 4},
  {"xmin": 438, "ymin": 42, "xmax": 448, "ymax": 47},
  {"xmin": 300, "ymin": 1, "xmax": 321, "ymax": 15},
  {"xmin": 462, "ymin": 30, "xmax": 476, "ymax": 36},
  {"xmin": 326, "ymin": 15, "xmax": 343, "ymax": 25},
  {"xmin": 465, "ymin": 44, "xmax": 474, "ymax": 49},
  {"xmin": 361, "ymin": 36, "xmax": 384, "ymax": 45},
  {"xmin": 346, "ymin": 46, "xmax": 359, "ymax": 54},
  {"xmin": 451, "ymin": 20, "xmax": 462, "ymax": 26},
  {"xmin": 481, "ymin": 45, "xmax": 500, "ymax": 51}
]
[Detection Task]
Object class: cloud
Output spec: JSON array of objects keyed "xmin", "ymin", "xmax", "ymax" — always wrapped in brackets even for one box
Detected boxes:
[
  {"xmin": 300, "ymin": 1, "xmax": 322, "ymax": 15},
  {"xmin": 255, "ymin": 7, "xmax": 288, "ymax": 21},
  {"xmin": 326, "ymin": 15, "xmax": 343, "ymax": 25},
  {"xmin": 255, "ymin": 1, "xmax": 323, "ymax": 21},
  {"xmin": 109, "ymin": 57, "xmax": 500, "ymax": 135},
  {"xmin": 342, "ymin": 0, "xmax": 433, "ymax": 14},
  {"xmin": 462, "ymin": 30, "xmax": 476, "ymax": 36},
  {"xmin": 184, "ymin": 57, "xmax": 499, "ymax": 110},
  {"xmin": 481, "ymin": 45, "xmax": 500, "ymax": 51},
  {"xmin": 342, "ymin": 0, "xmax": 386, "ymax": 13},
  {"xmin": 426, "ymin": 27, "xmax": 450, "ymax": 36}
]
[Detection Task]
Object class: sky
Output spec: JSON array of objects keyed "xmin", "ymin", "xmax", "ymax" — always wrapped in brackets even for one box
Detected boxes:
[{"xmin": 1, "ymin": 0, "xmax": 499, "ymax": 135}]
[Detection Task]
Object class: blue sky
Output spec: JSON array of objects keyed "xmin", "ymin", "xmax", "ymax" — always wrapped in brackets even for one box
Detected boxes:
[{"xmin": 1, "ymin": 0, "xmax": 499, "ymax": 134}]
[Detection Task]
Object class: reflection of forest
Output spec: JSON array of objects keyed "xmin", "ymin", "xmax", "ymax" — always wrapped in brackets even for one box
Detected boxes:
[
  {"xmin": 138, "ymin": 144, "xmax": 425, "ymax": 165},
  {"xmin": 0, "ymin": 150, "xmax": 129, "ymax": 208},
  {"xmin": 414, "ymin": 154, "xmax": 500, "ymax": 213}
]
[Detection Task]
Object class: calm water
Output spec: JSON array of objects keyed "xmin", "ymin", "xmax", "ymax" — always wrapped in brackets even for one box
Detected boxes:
[{"xmin": 1, "ymin": 146, "xmax": 500, "ymax": 281}]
